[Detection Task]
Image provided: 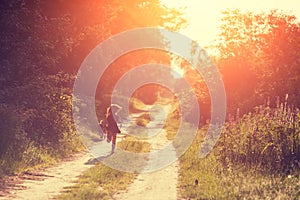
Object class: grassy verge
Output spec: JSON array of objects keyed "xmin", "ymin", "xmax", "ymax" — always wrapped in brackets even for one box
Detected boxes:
[
  {"xmin": 56, "ymin": 137, "xmax": 150, "ymax": 200},
  {"xmin": 0, "ymin": 137, "xmax": 84, "ymax": 178},
  {"xmin": 178, "ymin": 129, "xmax": 300, "ymax": 199},
  {"xmin": 0, "ymin": 102, "xmax": 84, "ymax": 178}
]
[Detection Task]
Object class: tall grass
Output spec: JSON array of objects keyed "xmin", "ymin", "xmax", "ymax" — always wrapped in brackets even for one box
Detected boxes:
[
  {"xmin": 178, "ymin": 96, "xmax": 300, "ymax": 199},
  {"xmin": 217, "ymin": 96, "xmax": 300, "ymax": 173},
  {"xmin": 178, "ymin": 129, "xmax": 300, "ymax": 199},
  {"xmin": 0, "ymin": 107, "xmax": 59, "ymax": 176}
]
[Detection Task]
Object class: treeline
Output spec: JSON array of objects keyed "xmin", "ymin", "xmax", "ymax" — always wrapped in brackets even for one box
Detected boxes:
[
  {"xmin": 176, "ymin": 11, "xmax": 300, "ymax": 199},
  {"xmin": 215, "ymin": 10, "xmax": 300, "ymax": 115},
  {"xmin": 0, "ymin": 0, "xmax": 184, "ymax": 176},
  {"xmin": 210, "ymin": 10, "xmax": 300, "ymax": 174},
  {"xmin": 182, "ymin": 10, "xmax": 300, "ymax": 121}
]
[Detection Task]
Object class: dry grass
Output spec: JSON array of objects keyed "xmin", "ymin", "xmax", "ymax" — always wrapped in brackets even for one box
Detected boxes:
[
  {"xmin": 56, "ymin": 137, "xmax": 150, "ymax": 200},
  {"xmin": 178, "ymin": 98, "xmax": 300, "ymax": 199}
]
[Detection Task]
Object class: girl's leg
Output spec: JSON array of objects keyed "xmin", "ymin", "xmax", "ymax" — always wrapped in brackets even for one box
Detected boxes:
[
  {"xmin": 107, "ymin": 131, "xmax": 112, "ymax": 143},
  {"xmin": 111, "ymin": 133, "xmax": 117, "ymax": 154}
]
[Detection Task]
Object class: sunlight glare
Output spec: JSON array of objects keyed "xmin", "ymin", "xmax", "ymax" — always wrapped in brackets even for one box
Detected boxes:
[
  {"xmin": 161, "ymin": 0, "xmax": 300, "ymax": 49},
  {"xmin": 171, "ymin": 59, "xmax": 185, "ymax": 79}
]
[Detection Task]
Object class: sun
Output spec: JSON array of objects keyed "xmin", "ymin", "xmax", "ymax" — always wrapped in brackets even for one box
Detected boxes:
[
  {"xmin": 161, "ymin": 0, "xmax": 226, "ymax": 47},
  {"xmin": 171, "ymin": 64, "xmax": 185, "ymax": 79}
]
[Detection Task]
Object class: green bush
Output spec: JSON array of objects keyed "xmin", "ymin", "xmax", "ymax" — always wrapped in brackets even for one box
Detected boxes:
[
  {"xmin": 0, "ymin": 73, "xmax": 83, "ymax": 176},
  {"xmin": 0, "ymin": 106, "xmax": 29, "ymax": 175}
]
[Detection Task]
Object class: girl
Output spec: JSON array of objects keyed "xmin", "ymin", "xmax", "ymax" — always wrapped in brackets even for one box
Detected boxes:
[{"xmin": 105, "ymin": 105, "xmax": 121, "ymax": 154}]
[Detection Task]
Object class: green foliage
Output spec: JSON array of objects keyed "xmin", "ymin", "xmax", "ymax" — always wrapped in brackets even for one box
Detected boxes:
[
  {"xmin": 217, "ymin": 97, "xmax": 300, "ymax": 173},
  {"xmin": 0, "ymin": 73, "xmax": 83, "ymax": 177},
  {"xmin": 0, "ymin": 106, "xmax": 28, "ymax": 175},
  {"xmin": 0, "ymin": 0, "xmax": 185, "ymax": 177},
  {"xmin": 177, "ymin": 95, "xmax": 300, "ymax": 198},
  {"xmin": 178, "ymin": 128, "xmax": 300, "ymax": 199},
  {"xmin": 213, "ymin": 9, "xmax": 300, "ymax": 115}
]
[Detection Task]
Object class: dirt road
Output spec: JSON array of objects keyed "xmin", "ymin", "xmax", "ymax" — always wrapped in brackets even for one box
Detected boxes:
[
  {"xmin": 114, "ymin": 162, "xmax": 178, "ymax": 200},
  {"xmin": 114, "ymin": 104, "xmax": 179, "ymax": 200},
  {"xmin": 113, "ymin": 128, "xmax": 179, "ymax": 200},
  {"xmin": 0, "ymin": 152, "xmax": 94, "ymax": 200},
  {"xmin": 1, "ymin": 103, "xmax": 179, "ymax": 200}
]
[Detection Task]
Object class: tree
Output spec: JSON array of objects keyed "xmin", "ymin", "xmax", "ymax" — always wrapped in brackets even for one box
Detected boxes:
[
  {"xmin": 0, "ymin": 0, "xmax": 186, "ymax": 174},
  {"xmin": 212, "ymin": 9, "xmax": 300, "ymax": 115}
]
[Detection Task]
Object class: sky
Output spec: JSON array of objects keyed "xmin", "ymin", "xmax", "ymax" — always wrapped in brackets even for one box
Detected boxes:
[{"xmin": 162, "ymin": 0, "xmax": 300, "ymax": 47}]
